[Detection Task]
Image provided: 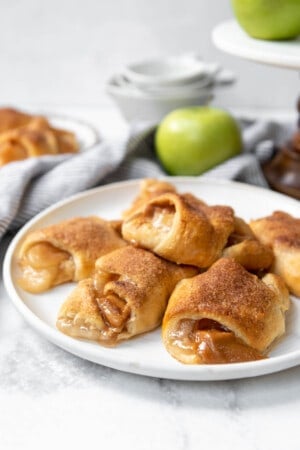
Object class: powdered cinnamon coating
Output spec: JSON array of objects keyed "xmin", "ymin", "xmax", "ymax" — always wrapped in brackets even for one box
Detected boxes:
[
  {"xmin": 122, "ymin": 192, "xmax": 235, "ymax": 268},
  {"xmin": 57, "ymin": 246, "xmax": 198, "ymax": 346},
  {"xmin": 18, "ymin": 216, "xmax": 127, "ymax": 283},
  {"xmin": 251, "ymin": 211, "xmax": 300, "ymax": 249},
  {"xmin": 164, "ymin": 258, "xmax": 289, "ymax": 351}
]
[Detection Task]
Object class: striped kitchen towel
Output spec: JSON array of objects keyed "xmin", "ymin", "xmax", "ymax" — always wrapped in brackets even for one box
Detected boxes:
[{"xmin": 0, "ymin": 117, "xmax": 295, "ymax": 243}]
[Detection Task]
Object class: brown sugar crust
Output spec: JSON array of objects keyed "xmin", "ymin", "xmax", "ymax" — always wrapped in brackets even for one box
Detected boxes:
[
  {"xmin": 57, "ymin": 246, "xmax": 198, "ymax": 346},
  {"xmin": 122, "ymin": 192, "xmax": 235, "ymax": 268},
  {"xmin": 250, "ymin": 211, "xmax": 300, "ymax": 296},
  {"xmin": 17, "ymin": 216, "xmax": 127, "ymax": 292},
  {"xmin": 162, "ymin": 258, "xmax": 289, "ymax": 363}
]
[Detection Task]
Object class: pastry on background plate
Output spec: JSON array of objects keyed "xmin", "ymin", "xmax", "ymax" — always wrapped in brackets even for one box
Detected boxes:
[
  {"xmin": 0, "ymin": 107, "xmax": 79, "ymax": 166},
  {"xmin": 57, "ymin": 246, "xmax": 198, "ymax": 346},
  {"xmin": 0, "ymin": 107, "xmax": 34, "ymax": 133},
  {"xmin": 122, "ymin": 191, "xmax": 235, "ymax": 268},
  {"xmin": 17, "ymin": 216, "xmax": 127, "ymax": 293},
  {"xmin": 162, "ymin": 258, "xmax": 289, "ymax": 364},
  {"xmin": 250, "ymin": 211, "xmax": 300, "ymax": 296}
]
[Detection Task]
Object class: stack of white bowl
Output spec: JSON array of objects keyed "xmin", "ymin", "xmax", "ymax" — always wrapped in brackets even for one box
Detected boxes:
[{"xmin": 106, "ymin": 53, "xmax": 235, "ymax": 123}]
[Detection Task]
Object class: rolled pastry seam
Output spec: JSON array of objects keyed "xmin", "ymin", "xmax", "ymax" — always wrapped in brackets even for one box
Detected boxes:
[
  {"xmin": 223, "ymin": 217, "xmax": 274, "ymax": 271},
  {"xmin": 0, "ymin": 126, "xmax": 59, "ymax": 158},
  {"xmin": 57, "ymin": 246, "xmax": 198, "ymax": 346},
  {"xmin": 122, "ymin": 192, "xmax": 234, "ymax": 268},
  {"xmin": 162, "ymin": 258, "xmax": 289, "ymax": 364},
  {"xmin": 122, "ymin": 178, "xmax": 177, "ymax": 220},
  {"xmin": 250, "ymin": 211, "xmax": 300, "ymax": 296},
  {"xmin": 17, "ymin": 216, "xmax": 127, "ymax": 293}
]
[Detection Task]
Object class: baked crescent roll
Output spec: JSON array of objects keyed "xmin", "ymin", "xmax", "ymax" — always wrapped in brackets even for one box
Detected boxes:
[
  {"xmin": 0, "ymin": 126, "xmax": 59, "ymax": 165},
  {"xmin": 250, "ymin": 211, "xmax": 300, "ymax": 296},
  {"xmin": 0, "ymin": 108, "xmax": 79, "ymax": 166},
  {"xmin": 17, "ymin": 217, "xmax": 127, "ymax": 293},
  {"xmin": 0, "ymin": 107, "xmax": 34, "ymax": 133},
  {"xmin": 0, "ymin": 123, "xmax": 79, "ymax": 166},
  {"xmin": 52, "ymin": 128, "xmax": 79, "ymax": 154},
  {"xmin": 57, "ymin": 246, "xmax": 198, "ymax": 346},
  {"xmin": 122, "ymin": 192, "xmax": 235, "ymax": 267},
  {"xmin": 223, "ymin": 217, "xmax": 273, "ymax": 271},
  {"xmin": 162, "ymin": 258, "xmax": 289, "ymax": 364},
  {"xmin": 24, "ymin": 117, "xmax": 79, "ymax": 154},
  {"xmin": 122, "ymin": 178, "xmax": 177, "ymax": 220}
]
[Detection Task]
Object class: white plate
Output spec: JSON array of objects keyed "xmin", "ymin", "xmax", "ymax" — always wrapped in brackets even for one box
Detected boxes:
[
  {"xmin": 42, "ymin": 113, "xmax": 100, "ymax": 151},
  {"xmin": 3, "ymin": 178, "xmax": 300, "ymax": 381},
  {"xmin": 212, "ymin": 20, "xmax": 300, "ymax": 70}
]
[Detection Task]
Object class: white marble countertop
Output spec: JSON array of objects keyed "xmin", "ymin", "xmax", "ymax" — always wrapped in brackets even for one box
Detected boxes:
[{"xmin": 1, "ymin": 105, "xmax": 300, "ymax": 450}]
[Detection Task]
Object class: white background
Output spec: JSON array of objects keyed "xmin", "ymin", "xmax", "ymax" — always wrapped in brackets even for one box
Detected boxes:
[{"xmin": 0, "ymin": 0, "xmax": 299, "ymax": 110}]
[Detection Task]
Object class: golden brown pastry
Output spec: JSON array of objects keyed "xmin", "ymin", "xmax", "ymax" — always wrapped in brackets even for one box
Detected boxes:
[
  {"xmin": 57, "ymin": 246, "xmax": 198, "ymax": 346},
  {"xmin": 0, "ymin": 125, "xmax": 79, "ymax": 166},
  {"xmin": 0, "ymin": 127, "xmax": 59, "ymax": 165},
  {"xmin": 122, "ymin": 178, "xmax": 177, "ymax": 220},
  {"xmin": 162, "ymin": 258, "xmax": 289, "ymax": 364},
  {"xmin": 0, "ymin": 107, "xmax": 79, "ymax": 166},
  {"xmin": 223, "ymin": 217, "xmax": 273, "ymax": 271},
  {"xmin": 122, "ymin": 191, "xmax": 235, "ymax": 267},
  {"xmin": 17, "ymin": 217, "xmax": 127, "ymax": 293},
  {"xmin": 52, "ymin": 128, "xmax": 78, "ymax": 154},
  {"xmin": 250, "ymin": 211, "xmax": 300, "ymax": 296},
  {"xmin": 25, "ymin": 116, "xmax": 78, "ymax": 154},
  {"xmin": 0, "ymin": 107, "xmax": 34, "ymax": 133}
]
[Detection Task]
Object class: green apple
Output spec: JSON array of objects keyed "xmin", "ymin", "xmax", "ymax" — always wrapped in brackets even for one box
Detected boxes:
[
  {"xmin": 155, "ymin": 107, "xmax": 242, "ymax": 176},
  {"xmin": 231, "ymin": 0, "xmax": 300, "ymax": 40}
]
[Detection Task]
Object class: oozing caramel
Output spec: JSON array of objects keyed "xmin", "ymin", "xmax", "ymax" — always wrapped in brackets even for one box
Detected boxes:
[
  {"xmin": 195, "ymin": 330, "xmax": 264, "ymax": 364},
  {"xmin": 126, "ymin": 203, "xmax": 175, "ymax": 249},
  {"xmin": 27, "ymin": 242, "xmax": 70, "ymax": 269},
  {"xmin": 97, "ymin": 293, "xmax": 130, "ymax": 329},
  {"xmin": 170, "ymin": 318, "xmax": 264, "ymax": 364},
  {"xmin": 18, "ymin": 242, "xmax": 74, "ymax": 293}
]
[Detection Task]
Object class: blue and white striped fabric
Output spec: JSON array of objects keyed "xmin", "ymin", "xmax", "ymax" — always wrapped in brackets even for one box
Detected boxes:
[{"xmin": 0, "ymin": 118, "xmax": 295, "ymax": 244}]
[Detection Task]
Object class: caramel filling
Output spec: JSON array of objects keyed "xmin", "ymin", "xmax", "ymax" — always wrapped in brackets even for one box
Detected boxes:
[
  {"xmin": 127, "ymin": 203, "xmax": 175, "ymax": 248},
  {"xmin": 171, "ymin": 319, "xmax": 264, "ymax": 364},
  {"xmin": 18, "ymin": 242, "xmax": 75, "ymax": 293},
  {"xmin": 26, "ymin": 242, "xmax": 70, "ymax": 268},
  {"xmin": 97, "ymin": 293, "xmax": 130, "ymax": 330},
  {"xmin": 150, "ymin": 206, "xmax": 174, "ymax": 232},
  {"xmin": 57, "ymin": 314, "xmax": 107, "ymax": 342},
  {"xmin": 58, "ymin": 273, "xmax": 131, "ymax": 345},
  {"xmin": 58, "ymin": 294, "xmax": 130, "ymax": 344}
]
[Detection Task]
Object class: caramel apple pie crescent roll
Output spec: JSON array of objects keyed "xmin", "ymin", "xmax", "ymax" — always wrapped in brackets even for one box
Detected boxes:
[
  {"xmin": 17, "ymin": 217, "xmax": 127, "ymax": 293},
  {"xmin": 122, "ymin": 178, "xmax": 177, "ymax": 220},
  {"xmin": 250, "ymin": 211, "xmax": 300, "ymax": 296},
  {"xmin": 57, "ymin": 246, "xmax": 198, "ymax": 346},
  {"xmin": 162, "ymin": 258, "xmax": 289, "ymax": 364},
  {"xmin": 122, "ymin": 192, "xmax": 235, "ymax": 268},
  {"xmin": 0, "ymin": 108, "xmax": 79, "ymax": 166}
]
